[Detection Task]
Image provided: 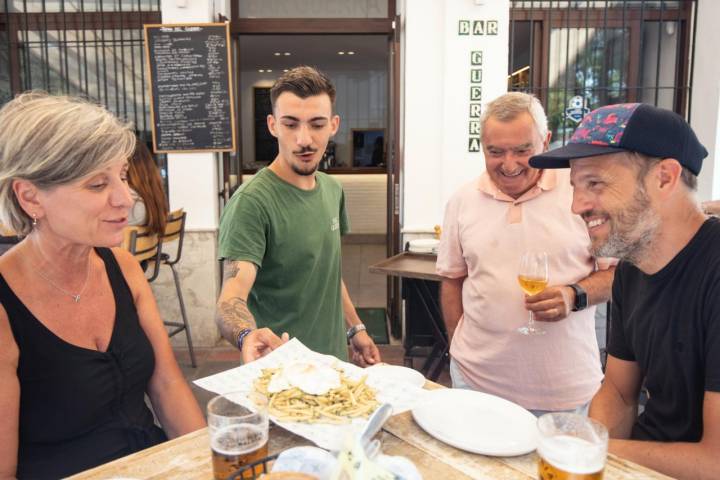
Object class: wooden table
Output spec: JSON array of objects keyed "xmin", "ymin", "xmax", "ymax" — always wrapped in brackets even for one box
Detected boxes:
[
  {"xmin": 68, "ymin": 420, "xmax": 670, "ymax": 480},
  {"xmin": 69, "ymin": 385, "xmax": 671, "ymax": 480},
  {"xmin": 370, "ymin": 252, "xmax": 448, "ymax": 380},
  {"xmin": 369, "ymin": 251, "xmax": 443, "ymax": 282}
]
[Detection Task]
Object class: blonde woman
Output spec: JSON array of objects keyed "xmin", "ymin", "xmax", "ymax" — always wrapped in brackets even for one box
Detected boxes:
[{"xmin": 0, "ymin": 92, "xmax": 205, "ymax": 479}]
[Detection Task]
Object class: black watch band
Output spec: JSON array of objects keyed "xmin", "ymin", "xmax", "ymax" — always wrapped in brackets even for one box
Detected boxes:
[{"xmin": 569, "ymin": 283, "xmax": 588, "ymax": 311}]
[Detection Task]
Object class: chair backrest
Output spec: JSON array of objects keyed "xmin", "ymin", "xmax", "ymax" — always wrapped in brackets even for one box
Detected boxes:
[
  {"xmin": 0, "ymin": 223, "xmax": 21, "ymax": 255},
  {"xmin": 0, "ymin": 222, "xmax": 16, "ymax": 237},
  {"xmin": 122, "ymin": 225, "xmax": 162, "ymax": 282},
  {"xmin": 161, "ymin": 209, "xmax": 186, "ymax": 265}
]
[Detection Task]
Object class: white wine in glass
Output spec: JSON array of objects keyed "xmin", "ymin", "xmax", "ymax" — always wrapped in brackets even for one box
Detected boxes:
[{"xmin": 517, "ymin": 251, "xmax": 549, "ymax": 335}]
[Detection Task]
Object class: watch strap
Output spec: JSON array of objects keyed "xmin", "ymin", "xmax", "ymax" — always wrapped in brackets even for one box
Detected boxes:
[{"xmin": 346, "ymin": 323, "xmax": 367, "ymax": 341}]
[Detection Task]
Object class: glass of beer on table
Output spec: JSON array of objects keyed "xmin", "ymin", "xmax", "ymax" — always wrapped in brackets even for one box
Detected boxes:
[
  {"xmin": 207, "ymin": 391, "xmax": 269, "ymax": 480},
  {"xmin": 537, "ymin": 412, "xmax": 608, "ymax": 480}
]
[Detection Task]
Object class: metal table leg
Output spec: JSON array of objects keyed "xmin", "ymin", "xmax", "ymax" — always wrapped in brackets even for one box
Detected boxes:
[{"xmin": 406, "ymin": 278, "xmax": 448, "ymax": 381}]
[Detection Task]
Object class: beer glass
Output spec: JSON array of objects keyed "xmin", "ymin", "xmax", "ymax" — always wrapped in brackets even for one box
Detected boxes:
[
  {"xmin": 537, "ymin": 412, "xmax": 608, "ymax": 480},
  {"xmin": 208, "ymin": 391, "xmax": 269, "ymax": 480},
  {"xmin": 517, "ymin": 250, "xmax": 549, "ymax": 335}
]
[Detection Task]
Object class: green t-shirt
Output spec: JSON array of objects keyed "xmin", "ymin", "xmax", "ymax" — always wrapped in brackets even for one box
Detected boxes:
[{"xmin": 218, "ymin": 168, "xmax": 350, "ymax": 360}]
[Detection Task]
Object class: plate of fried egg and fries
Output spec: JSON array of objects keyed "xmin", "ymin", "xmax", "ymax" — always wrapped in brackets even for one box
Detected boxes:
[
  {"xmin": 254, "ymin": 363, "xmax": 379, "ymax": 424},
  {"xmin": 194, "ymin": 338, "xmax": 430, "ymax": 449}
]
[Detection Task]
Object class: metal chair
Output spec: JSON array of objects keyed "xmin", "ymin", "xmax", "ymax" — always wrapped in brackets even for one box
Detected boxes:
[
  {"xmin": 122, "ymin": 211, "xmax": 196, "ymax": 368},
  {"xmin": 0, "ymin": 223, "xmax": 20, "ymax": 256},
  {"xmin": 158, "ymin": 209, "xmax": 196, "ymax": 368},
  {"xmin": 123, "ymin": 225, "xmax": 163, "ymax": 282}
]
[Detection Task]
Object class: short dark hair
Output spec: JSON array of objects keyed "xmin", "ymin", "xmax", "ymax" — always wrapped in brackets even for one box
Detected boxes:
[
  {"xmin": 270, "ymin": 66, "xmax": 336, "ymax": 110},
  {"xmin": 628, "ymin": 152, "xmax": 697, "ymax": 191}
]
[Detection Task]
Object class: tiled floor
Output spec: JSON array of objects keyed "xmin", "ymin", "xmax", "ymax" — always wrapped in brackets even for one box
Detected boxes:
[{"xmin": 175, "ymin": 345, "xmax": 451, "ymax": 413}]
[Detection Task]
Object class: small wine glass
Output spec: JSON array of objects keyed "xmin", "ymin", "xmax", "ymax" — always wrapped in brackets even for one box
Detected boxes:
[{"xmin": 517, "ymin": 251, "xmax": 549, "ymax": 335}]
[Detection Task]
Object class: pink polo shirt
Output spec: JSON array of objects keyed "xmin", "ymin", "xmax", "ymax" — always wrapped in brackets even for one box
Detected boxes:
[{"xmin": 436, "ymin": 169, "xmax": 603, "ymax": 411}]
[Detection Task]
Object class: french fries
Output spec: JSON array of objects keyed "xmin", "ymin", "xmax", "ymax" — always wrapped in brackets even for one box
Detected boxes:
[{"xmin": 254, "ymin": 368, "xmax": 379, "ymax": 424}]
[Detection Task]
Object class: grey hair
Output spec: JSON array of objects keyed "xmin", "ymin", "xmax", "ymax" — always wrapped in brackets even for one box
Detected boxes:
[
  {"xmin": 0, "ymin": 91, "xmax": 136, "ymax": 235},
  {"xmin": 480, "ymin": 92, "xmax": 548, "ymax": 140}
]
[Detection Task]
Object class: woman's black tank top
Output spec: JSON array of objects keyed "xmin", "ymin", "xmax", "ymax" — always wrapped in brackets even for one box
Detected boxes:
[{"xmin": 0, "ymin": 247, "xmax": 166, "ymax": 479}]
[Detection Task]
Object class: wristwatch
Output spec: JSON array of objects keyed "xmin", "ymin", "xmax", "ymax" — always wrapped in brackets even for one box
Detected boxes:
[
  {"xmin": 346, "ymin": 323, "xmax": 367, "ymax": 341},
  {"xmin": 568, "ymin": 283, "xmax": 588, "ymax": 311}
]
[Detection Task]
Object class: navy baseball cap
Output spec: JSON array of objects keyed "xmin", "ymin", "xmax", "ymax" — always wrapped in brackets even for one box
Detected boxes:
[{"xmin": 529, "ymin": 103, "xmax": 707, "ymax": 175}]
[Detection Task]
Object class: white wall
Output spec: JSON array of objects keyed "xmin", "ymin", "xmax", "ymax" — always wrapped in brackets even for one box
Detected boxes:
[
  {"xmin": 401, "ymin": 0, "xmax": 509, "ymax": 234},
  {"xmin": 692, "ymin": 0, "xmax": 720, "ymax": 201}
]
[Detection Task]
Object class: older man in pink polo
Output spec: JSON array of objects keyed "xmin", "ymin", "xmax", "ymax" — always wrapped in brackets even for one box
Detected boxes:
[{"xmin": 436, "ymin": 92, "xmax": 615, "ymax": 415}]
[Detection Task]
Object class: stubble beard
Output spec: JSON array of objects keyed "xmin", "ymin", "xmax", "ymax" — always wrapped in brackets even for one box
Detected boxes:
[
  {"xmin": 591, "ymin": 186, "xmax": 661, "ymax": 266},
  {"xmin": 291, "ymin": 160, "xmax": 319, "ymax": 176},
  {"xmin": 289, "ymin": 147, "xmax": 319, "ymax": 176}
]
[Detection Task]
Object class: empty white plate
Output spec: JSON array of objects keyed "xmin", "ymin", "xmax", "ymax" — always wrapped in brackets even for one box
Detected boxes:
[
  {"xmin": 412, "ymin": 388, "xmax": 538, "ymax": 456},
  {"xmin": 365, "ymin": 364, "xmax": 426, "ymax": 389}
]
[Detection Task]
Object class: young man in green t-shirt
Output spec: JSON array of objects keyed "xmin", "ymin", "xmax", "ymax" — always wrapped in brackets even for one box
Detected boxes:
[{"xmin": 215, "ymin": 66, "xmax": 381, "ymax": 366}]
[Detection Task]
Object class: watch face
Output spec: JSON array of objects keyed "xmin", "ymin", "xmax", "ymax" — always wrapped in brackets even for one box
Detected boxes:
[
  {"xmin": 576, "ymin": 293, "xmax": 588, "ymax": 309},
  {"xmin": 571, "ymin": 284, "xmax": 587, "ymax": 311}
]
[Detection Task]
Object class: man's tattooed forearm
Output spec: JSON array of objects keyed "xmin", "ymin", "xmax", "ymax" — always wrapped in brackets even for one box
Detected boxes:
[{"xmin": 215, "ymin": 297, "xmax": 257, "ymax": 345}]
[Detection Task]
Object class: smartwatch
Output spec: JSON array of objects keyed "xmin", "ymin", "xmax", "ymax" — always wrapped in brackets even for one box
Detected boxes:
[{"xmin": 568, "ymin": 283, "xmax": 588, "ymax": 311}]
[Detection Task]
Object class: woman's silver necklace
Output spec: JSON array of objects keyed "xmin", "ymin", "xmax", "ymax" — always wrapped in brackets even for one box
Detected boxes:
[{"xmin": 34, "ymin": 260, "xmax": 91, "ymax": 303}]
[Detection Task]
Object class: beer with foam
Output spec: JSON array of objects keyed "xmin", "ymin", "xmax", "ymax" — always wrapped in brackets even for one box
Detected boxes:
[
  {"xmin": 211, "ymin": 423, "xmax": 268, "ymax": 480},
  {"xmin": 537, "ymin": 413, "xmax": 608, "ymax": 480},
  {"xmin": 538, "ymin": 434, "xmax": 605, "ymax": 479},
  {"xmin": 208, "ymin": 391, "xmax": 269, "ymax": 480}
]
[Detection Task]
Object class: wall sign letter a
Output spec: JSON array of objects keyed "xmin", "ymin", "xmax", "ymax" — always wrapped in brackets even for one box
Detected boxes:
[{"xmin": 473, "ymin": 21, "xmax": 485, "ymax": 35}]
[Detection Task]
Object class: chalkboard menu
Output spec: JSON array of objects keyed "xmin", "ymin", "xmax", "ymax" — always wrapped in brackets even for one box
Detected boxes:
[{"xmin": 144, "ymin": 23, "xmax": 236, "ymax": 153}]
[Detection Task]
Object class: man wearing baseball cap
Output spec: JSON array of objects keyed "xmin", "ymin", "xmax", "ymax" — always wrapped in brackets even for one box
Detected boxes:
[{"xmin": 530, "ymin": 103, "xmax": 720, "ymax": 479}]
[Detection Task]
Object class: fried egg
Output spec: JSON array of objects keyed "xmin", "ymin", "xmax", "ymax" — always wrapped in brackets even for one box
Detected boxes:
[{"xmin": 267, "ymin": 361, "xmax": 342, "ymax": 395}]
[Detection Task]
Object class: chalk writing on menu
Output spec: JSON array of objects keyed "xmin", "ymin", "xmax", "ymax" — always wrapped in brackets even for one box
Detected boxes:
[{"xmin": 145, "ymin": 23, "xmax": 236, "ymax": 153}]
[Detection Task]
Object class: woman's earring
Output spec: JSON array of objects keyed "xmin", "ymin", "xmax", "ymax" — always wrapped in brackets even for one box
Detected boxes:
[{"xmin": 32, "ymin": 214, "xmax": 37, "ymax": 227}]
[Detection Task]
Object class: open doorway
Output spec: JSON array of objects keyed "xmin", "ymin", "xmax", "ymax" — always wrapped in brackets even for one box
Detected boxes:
[{"xmin": 225, "ymin": 29, "xmax": 398, "ymax": 344}]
